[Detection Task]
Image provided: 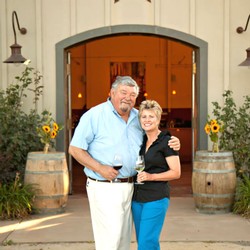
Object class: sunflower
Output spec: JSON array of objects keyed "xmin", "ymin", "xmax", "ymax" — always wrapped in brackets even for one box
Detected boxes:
[
  {"xmin": 204, "ymin": 124, "xmax": 211, "ymax": 134},
  {"xmin": 50, "ymin": 130, "xmax": 57, "ymax": 139},
  {"xmin": 211, "ymin": 123, "xmax": 220, "ymax": 133},
  {"xmin": 37, "ymin": 110, "xmax": 64, "ymax": 151},
  {"xmin": 53, "ymin": 122, "xmax": 59, "ymax": 131},
  {"xmin": 42, "ymin": 125, "xmax": 50, "ymax": 133},
  {"xmin": 210, "ymin": 119, "xmax": 217, "ymax": 125},
  {"xmin": 204, "ymin": 116, "xmax": 224, "ymax": 152}
]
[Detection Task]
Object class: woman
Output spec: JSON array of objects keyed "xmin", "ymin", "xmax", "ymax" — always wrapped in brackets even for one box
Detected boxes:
[{"xmin": 132, "ymin": 100, "xmax": 181, "ymax": 250}]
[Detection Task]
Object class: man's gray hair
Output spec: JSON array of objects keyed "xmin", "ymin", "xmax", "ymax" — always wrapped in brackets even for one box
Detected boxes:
[{"xmin": 111, "ymin": 76, "xmax": 139, "ymax": 96}]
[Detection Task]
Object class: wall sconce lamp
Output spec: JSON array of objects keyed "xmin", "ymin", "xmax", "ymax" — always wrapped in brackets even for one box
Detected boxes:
[
  {"xmin": 237, "ymin": 14, "xmax": 250, "ymax": 66},
  {"xmin": 3, "ymin": 11, "xmax": 27, "ymax": 64}
]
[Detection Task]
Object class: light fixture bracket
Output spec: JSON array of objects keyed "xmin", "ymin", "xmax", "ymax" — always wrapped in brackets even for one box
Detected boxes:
[{"xmin": 236, "ymin": 14, "xmax": 250, "ymax": 34}]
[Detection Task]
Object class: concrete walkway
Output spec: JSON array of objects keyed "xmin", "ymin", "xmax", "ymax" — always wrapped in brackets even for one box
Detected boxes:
[{"xmin": 1, "ymin": 194, "xmax": 250, "ymax": 249}]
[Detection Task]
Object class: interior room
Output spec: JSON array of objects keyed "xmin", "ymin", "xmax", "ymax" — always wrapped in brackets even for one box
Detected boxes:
[{"xmin": 68, "ymin": 35, "xmax": 194, "ymax": 196}]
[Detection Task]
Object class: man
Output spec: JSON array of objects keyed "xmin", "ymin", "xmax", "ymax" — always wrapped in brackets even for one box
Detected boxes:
[{"xmin": 69, "ymin": 76, "xmax": 180, "ymax": 250}]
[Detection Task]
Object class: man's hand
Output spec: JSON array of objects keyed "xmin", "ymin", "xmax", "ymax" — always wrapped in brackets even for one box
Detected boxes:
[
  {"xmin": 168, "ymin": 136, "xmax": 181, "ymax": 151},
  {"xmin": 99, "ymin": 165, "xmax": 119, "ymax": 181},
  {"xmin": 69, "ymin": 145, "xmax": 119, "ymax": 181}
]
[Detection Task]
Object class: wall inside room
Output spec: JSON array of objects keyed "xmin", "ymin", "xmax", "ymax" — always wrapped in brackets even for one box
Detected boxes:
[{"xmin": 70, "ymin": 36, "xmax": 192, "ymax": 112}]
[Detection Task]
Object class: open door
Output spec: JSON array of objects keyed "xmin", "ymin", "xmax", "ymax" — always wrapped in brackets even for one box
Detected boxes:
[
  {"xmin": 65, "ymin": 36, "xmax": 195, "ymax": 196},
  {"xmin": 192, "ymin": 49, "xmax": 198, "ymax": 159},
  {"xmin": 65, "ymin": 51, "xmax": 73, "ymax": 194},
  {"xmin": 67, "ymin": 46, "xmax": 88, "ymax": 194}
]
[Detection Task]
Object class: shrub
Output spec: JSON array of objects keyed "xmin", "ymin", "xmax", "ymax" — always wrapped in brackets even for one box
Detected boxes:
[
  {"xmin": 0, "ymin": 65, "xmax": 43, "ymax": 185},
  {"xmin": 0, "ymin": 173, "xmax": 38, "ymax": 219},
  {"xmin": 212, "ymin": 90, "xmax": 250, "ymax": 177},
  {"xmin": 233, "ymin": 175, "xmax": 250, "ymax": 219},
  {"xmin": 0, "ymin": 63, "xmax": 64, "ymax": 220},
  {"xmin": 211, "ymin": 90, "xmax": 250, "ymax": 217}
]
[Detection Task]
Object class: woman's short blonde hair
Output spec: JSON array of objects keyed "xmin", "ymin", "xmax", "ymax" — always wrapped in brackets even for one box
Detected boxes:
[{"xmin": 139, "ymin": 100, "xmax": 162, "ymax": 121}]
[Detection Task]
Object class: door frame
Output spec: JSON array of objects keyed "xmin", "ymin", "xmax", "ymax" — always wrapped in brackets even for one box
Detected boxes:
[{"xmin": 55, "ymin": 24, "xmax": 208, "ymax": 156}]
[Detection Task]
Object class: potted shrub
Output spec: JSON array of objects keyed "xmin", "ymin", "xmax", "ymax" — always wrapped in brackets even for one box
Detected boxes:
[
  {"xmin": 25, "ymin": 111, "xmax": 68, "ymax": 215},
  {"xmin": 192, "ymin": 94, "xmax": 238, "ymax": 214}
]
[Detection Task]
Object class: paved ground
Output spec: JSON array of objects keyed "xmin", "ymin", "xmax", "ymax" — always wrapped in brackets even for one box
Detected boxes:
[
  {"xmin": 1, "ymin": 194, "xmax": 250, "ymax": 250},
  {"xmin": 1, "ymin": 242, "xmax": 250, "ymax": 250}
]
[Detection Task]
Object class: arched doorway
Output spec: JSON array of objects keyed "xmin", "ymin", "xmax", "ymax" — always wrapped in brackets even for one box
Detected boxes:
[{"xmin": 56, "ymin": 25, "xmax": 208, "ymax": 195}]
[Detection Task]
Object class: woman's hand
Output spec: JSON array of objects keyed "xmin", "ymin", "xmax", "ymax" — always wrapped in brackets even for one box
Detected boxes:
[
  {"xmin": 137, "ymin": 171, "xmax": 150, "ymax": 183},
  {"xmin": 168, "ymin": 136, "xmax": 181, "ymax": 151},
  {"xmin": 138, "ymin": 155, "xmax": 181, "ymax": 182}
]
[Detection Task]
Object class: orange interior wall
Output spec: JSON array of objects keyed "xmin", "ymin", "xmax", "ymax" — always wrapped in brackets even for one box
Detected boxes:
[{"xmin": 70, "ymin": 36, "xmax": 192, "ymax": 110}]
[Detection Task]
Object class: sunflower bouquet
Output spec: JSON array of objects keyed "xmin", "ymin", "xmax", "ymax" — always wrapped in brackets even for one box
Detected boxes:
[
  {"xmin": 36, "ymin": 110, "xmax": 63, "ymax": 153},
  {"xmin": 204, "ymin": 116, "xmax": 224, "ymax": 152}
]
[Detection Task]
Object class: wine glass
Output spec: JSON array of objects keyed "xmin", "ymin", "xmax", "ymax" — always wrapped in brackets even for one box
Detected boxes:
[
  {"xmin": 112, "ymin": 154, "xmax": 123, "ymax": 182},
  {"xmin": 134, "ymin": 155, "xmax": 145, "ymax": 185}
]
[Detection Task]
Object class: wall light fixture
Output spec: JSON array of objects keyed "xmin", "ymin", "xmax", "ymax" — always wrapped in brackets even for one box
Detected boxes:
[{"xmin": 3, "ymin": 11, "xmax": 27, "ymax": 64}]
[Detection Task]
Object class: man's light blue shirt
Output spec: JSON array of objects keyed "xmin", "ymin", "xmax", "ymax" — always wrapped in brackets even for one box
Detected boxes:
[{"xmin": 70, "ymin": 99, "xmax": 143, "ymax": 180}]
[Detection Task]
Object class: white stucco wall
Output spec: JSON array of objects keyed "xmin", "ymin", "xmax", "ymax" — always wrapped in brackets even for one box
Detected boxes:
[{"xmin": 1, "ymin": 0, "xmax": 250, "ymax": 116}]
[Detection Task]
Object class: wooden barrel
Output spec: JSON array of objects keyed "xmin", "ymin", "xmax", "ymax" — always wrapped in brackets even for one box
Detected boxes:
[
  {"xmin": 24, "ymin": 152, "xmax": 69, "ymax": 214},
  {"xmin": 192, "ymin": 151, "xmax": 236, "ymax": 214}
]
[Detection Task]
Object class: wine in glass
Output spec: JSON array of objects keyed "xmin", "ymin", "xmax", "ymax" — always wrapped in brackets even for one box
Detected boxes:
[
  {"xmin": 134, "ymin": 155, "xmax": 145, "ymax": 184},
  {"xmin": 112, "ymin": 154, "xmax": 123, "ymax": 182}
]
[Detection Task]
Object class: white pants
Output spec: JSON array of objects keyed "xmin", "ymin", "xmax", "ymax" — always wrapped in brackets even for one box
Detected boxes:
[{"xmin": 86, "ymin": 178, "xmax": 134, "ymax": 250}]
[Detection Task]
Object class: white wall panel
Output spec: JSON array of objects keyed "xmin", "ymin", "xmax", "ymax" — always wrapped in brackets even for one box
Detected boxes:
[
  {"xmin": 160, "ymin": 0, "xmax": 190, "ymax": 32},
  {"xmin": 76, "ymin": 0, "xmax": 105, "ymax": 32},
  {"xmin": 2, "ymin": 0, "xmax": 37, "ymax": 111},
  {"xmin": 111, "ymin": 0, "xmax": 154, "ymax": 25},
  {"xmin": 0, "ymin": 0, "xmax": 7, "ymax": 90},
  {"xmin": 230, "ymin": 0, "xmax": 250, "ymax": 106},
  {"xmin": 196, "ymin": 0, "xmax": 225, "ymax": 112},
  {"xmin": 1, "ymin": 0, "xmax": 250, "ymax": 115},
  {"xmin": 41, "ymin": 0, "xmax": 71, "ymax": 114}
]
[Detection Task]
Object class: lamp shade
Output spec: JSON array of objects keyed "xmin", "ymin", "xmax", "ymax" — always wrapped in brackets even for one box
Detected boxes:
[
  {"xmin": 239, "ymin": 47, "xmax": 250, "ymax": 66},
  {"xmin": 3, "ymin": 43, "xmax": 27, "ymax": 63}
]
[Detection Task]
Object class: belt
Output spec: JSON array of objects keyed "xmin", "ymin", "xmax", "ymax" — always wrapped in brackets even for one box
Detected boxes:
[{"xmin": 88, "ymin": 176, "xmax": 134, "ymax": 183}]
